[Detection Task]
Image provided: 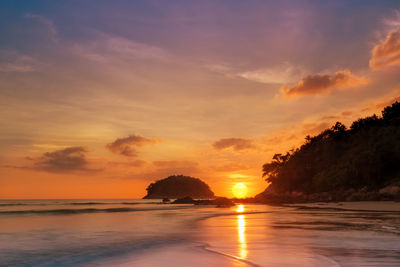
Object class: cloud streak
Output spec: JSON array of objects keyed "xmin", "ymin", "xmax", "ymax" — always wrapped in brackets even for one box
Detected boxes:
[
  {"xmin": 0, "ymin": 50, "xmax": 41, "ymax": 73},
  {"xmin": 213, "ymin": 138, "xmax": 255, "ymax": 151},
  {"xmin": 106, "ymin": 134, "xmax": 158, "ymax": 157},
  {"xmin": 281, "ymin": 70, "xmax": 367, "ymax": 97},
  {"xmin": 212, "ymin": 162, "xmax": 250, "ymax": 172},
  {"xmin": 238, "ymin": 63, "xmax": 307, "ymax": 84},
  {"xmin": 72, "ymin": 32, "xmax": 169, "ymax": 63}
]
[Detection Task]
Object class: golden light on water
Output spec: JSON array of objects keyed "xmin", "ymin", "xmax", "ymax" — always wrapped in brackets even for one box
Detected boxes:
[
  {"xmin": 232, "ymin": 182, "xmax": 248, "ymax": 198},
  {"xmin": 236, "ymin": 204, "xmax": 245, "ymax": 213},
  {"xmin": 237, "ymin": 213, "xmax": 248, "ymax": 259}
]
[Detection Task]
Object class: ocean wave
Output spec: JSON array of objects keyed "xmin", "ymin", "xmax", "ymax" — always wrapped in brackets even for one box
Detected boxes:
[
  {"xmin": 1, "ymin": 235, "xmax": 190, "ymax": 267},
  {"xmin": 0, "ymin": 201, "xmax": 160, "ymax": 207},
  {"xmin": 69, "ymin": 202, "xmax": 145, "ymax": 205},
  {"xmin": 0, "ymin": 206, "xmax": 190, "ymax": 215},
  {"xmin": 291, "ymin": 205, "xmax": 400, "ymax": 213},
  {"xmin": 0, "ymin": 203, "xmax": 27, "ymax": 207},
  {"xmin": 198, "ymin": 243, "xmax": 260, "ymax": 267}
]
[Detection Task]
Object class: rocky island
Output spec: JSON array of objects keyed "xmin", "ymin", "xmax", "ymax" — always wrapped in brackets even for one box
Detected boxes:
[{"xmin": 143, "ymin": 175, "xmax": 215, "ymax": 199}]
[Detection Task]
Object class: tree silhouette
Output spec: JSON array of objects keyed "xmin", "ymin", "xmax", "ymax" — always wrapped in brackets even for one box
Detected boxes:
[{"xmin": 261, "ymin": 101, "xmax": 400, "ymax": 195}]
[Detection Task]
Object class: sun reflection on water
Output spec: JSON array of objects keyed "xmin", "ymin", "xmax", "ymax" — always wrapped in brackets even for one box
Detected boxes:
[
  {"xmin": 236, "ymin": 204, "xmax": 244, "ymax": 213},
  {"xmin": 237, "ymin": 205, "xmax": 248, "ymax": 259}
]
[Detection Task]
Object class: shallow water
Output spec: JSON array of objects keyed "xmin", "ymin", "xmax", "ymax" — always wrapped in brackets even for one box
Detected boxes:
[{"xmin": 1, "ymin": 200, "xmax": 399, "ymax": 266}]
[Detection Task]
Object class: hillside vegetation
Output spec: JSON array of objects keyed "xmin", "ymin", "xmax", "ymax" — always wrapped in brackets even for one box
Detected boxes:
[{"xmin": 258, "ymin": 101, "xmax": 400, "ymax": 203}]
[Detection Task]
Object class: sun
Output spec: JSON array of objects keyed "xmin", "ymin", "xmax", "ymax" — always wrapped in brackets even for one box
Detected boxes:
[{"xmin": 232, "ymin": 183, "xmax": 248, "ymax": 198}]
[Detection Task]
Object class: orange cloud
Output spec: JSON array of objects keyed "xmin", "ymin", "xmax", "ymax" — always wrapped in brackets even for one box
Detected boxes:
[
  {"xmin": 302, "ymin": 122, "xmax": 331, "ymax": 136},
  {"xmin": 106, "ymin": 134, "xmax": 158, "ymax": 157},
  {"xmin": 212, "ymin": 138, "xmax": 255, "ymax": 151},
  {"xmin": 370, "ymin": 30, "xmax": 400, "ymax": 70},
  {"xmin": 341, "ymin": 110, "xmax": 353, "ymax": 116},
  {"xmin": 281, "ymin": 70, "xmax": 367, "ymax": 97},
  {"xmin": 361, "ymin": 95, "xmax": 400, "ymax": 112}
]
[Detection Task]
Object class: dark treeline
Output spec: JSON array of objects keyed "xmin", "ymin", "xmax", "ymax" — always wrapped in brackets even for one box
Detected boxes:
[{"xmin": 262, "ymin": 101, "xmax": 400, "ymax": 198}]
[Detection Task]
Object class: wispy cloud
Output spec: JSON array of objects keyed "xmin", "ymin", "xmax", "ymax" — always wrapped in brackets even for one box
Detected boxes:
[
  {"xmin": 370, "ymin": 29, "xmax": 400, "ymax": 70},
  {"xmin": 73, "ymin": 32, "xmax": 170, "ymax": 63},
  {"xmin": 281, "ymin": 70, "xmax": 367, "ymax": 97},
  {"xmin": 25, "ymin": 13, "xmax": 58, "ymax": 42},
  {"xmin": 238, "ymin": 63, "xmax": 308, "ymax": 84},
  {"xmin": 382, "ymin": 10, "xmax": 400, "ymax": 31},
  {"xmin": 0, "ymin": 50, "xmax": 41, "ymax": 73},
  {"xmin": 361, "ymin": 90, "xmax": 400, "ymax": 112},
  {"xmin": 206, "ymin": 62, "xmax": 307, "ymax": 84}
]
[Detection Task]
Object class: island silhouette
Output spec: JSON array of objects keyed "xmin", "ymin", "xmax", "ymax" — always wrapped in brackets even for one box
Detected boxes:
[{"xmin": 143, "ymin": 175, "xmax": 215, "ymax": 199}]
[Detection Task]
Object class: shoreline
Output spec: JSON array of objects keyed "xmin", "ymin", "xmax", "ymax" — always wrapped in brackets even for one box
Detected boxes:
[
  {"xmin": 2, "ymin": 201, "xmax": 400, "ymax": 266},
  {"xmin": 251, "ymin": 183, "xmax": 400, "ymax": 205}
]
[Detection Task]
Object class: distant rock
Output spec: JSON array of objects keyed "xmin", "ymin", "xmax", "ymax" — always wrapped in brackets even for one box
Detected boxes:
[
  {"xmin": 211, "ymin": 197, "xmax": 235, "ymax": 207},
  {"xmin": 172, "ymin": 196, "xmax": 196, "ymax": 204},
  {"xmin": 143, "ymin": 175, "xmax": 214, "ymax": 199},
  {"xmin": 172, "ymin": 196, "xmax": 235, "ymax": 207},
  {"xmin": 379, "ymin": 185, "xmax": 400, "ymax": 198}
]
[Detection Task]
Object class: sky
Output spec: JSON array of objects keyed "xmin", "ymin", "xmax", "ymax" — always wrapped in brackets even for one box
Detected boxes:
[{"xmin": 1, "ymin": 0, "xmax": 400, "ymax": 199}]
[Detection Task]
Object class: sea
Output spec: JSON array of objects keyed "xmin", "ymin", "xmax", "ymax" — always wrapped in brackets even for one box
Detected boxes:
[{"xmin": 1, "ymin": 199, "xmax": 400, "ymax": 266}]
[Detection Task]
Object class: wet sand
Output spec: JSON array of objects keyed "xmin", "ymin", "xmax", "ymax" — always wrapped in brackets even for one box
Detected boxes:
[
  {"xmin": 197, "ymin": 203, "xmax": 400, "ymax": 266},
  {"xmin": 92, "ymin": 202, "xmax": 400, "ymax": 266}
]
